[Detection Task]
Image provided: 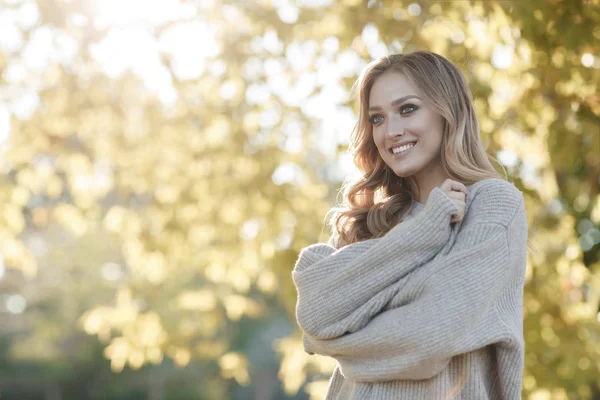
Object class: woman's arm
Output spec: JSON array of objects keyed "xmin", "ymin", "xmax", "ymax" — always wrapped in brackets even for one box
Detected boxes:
[
  {"xmin": 292, "ymin": 187, "xmax": 458, "ymax": 339},
  {"xmin": 302, "ymin": 190, "xmax": 527, "ymax": 382}
]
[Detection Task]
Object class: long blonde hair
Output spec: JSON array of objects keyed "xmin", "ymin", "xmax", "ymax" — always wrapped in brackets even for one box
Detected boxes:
[{"xmin": 326, "ymin": 51, "xmax": 506, "ymax": 248}]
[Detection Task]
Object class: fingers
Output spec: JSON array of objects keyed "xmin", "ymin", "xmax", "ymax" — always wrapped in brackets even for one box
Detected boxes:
[
  {"xmin": 442, "ymin": 179, "xmax": 467, "ymax": 224},
  {"xmin": 444, "ymin": 178, "xmax": 468, "ymax": 195},
  {"xmin": 446, "ymin": 190, "xmax": 466, "ymax": 198},
  {"xmin": 445, "ymin": 190, "xmax": 466, "ymax": 202},
  {"xmin": 439, "ymin": 179, "xmax": 468, "ymax": 224}
]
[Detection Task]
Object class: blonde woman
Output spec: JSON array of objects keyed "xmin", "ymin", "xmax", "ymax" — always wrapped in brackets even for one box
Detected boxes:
[{"xmin": 292, "ymin": 51, "xmax": 528, "ymax": 399}]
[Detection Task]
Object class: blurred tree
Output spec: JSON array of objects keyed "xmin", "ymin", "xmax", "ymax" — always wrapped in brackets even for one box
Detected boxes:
[{"xmin": 0, "ymin": 0, "xmax": 598, "ymax": 399}]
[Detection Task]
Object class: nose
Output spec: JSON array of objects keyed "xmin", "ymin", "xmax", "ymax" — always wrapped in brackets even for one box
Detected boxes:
[
  {"xmin": 385, "ymin": 116, "xmax": 405, "ymax": 138},
  {"xmin": 386, "ymin": 130, "xmax": 404, "ymax": 138}
]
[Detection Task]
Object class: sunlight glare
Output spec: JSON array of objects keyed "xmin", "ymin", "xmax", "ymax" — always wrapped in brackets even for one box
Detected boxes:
[
  {"xmin": 14, "ymin": 1, "xmax": 40, "ymax": 30},
  {"xmin": 22, "ymin": 27, "xmax": 78, "ymax": 71},
  {"xmin": 322, "ymin": 36, "xmax": 339, "ymax": 56},
  {"xmin": 219, "ymin": 81, "xmax": 237, "ymax": 100},
  {"xmin": 6, "ymin": 294, "xmax": 26, "ymax": 314},
  {"xmin": 362, "ymin": 23, "xmax": 379, "ymax": 46},
  {"xmin": 3, "ymin": 60, "xmax": 27, "ymax": 83},
  {"xmin": 159, "ymin": 21, "xmax": 220, "ymax": 80},
  {"xmin": 91, "ymin": 28, "xmax": 177, "ymax": 104},
  {"xmin": 519, "ymin": 160, "xmax": 541, "ymax": 191},
  {"xmin": 25, "ymin": 235, "xmax": 47, "ymax": 257},
  {"xmin": 336, "ymin": 50, "xmax": 365, "ymax": 77},
  {"xmin": 0, "ymin": 107, "xmax": 10, "ymax": 145},
  {"xmin": 338, "ymin": 152, "xmax": 361, "ymax": 182},
  {"xmin": 492, "ymin": 44, "xmax": 513, "ymax": 69},
  {"xmin": 0, "ymin": 253, "xmax": 5, "ymax": 280},
  {"xmin": 450, "ymin": 30, "xmax": 465, "ymax": 44},
  {"xmin": 92, "ymin": 0, "xmax": 196, "ymax": 28},
  {"xmin": 408, "ymin": 3, "xmax": 422, "ymax": 17},
  {"xmin": 240, "ymin": 219, "xmax": 261, "ymax": 241},
  {"xmin": 263, "ymin": 30, "xmax": 284, "ymax": 55},
  {"xmin": 497, "ymin": 150, "xmax": 519, "ymax": 168},
  {"xmin": 277, "ymin": 5, "xmax": 299, "ymax": 24},
  {"xmin": 296, "ymin": 0, "xmax": 334, "ymax": 6},
  {"xmin": 281, "ymin": 119, "xmax": 304, "ymax": 153},
  {"xmin": 102, "ymin": 262, "xmax": 124, "ymax": 281},
  {"xmin": 286, "ymin": 40, "xmax": 317, "ymax": 72},
  {"xmin": 12, "ymin": 90, "xmax": 39, "ymax": 119},
  {"xmin": 89, "ymin": 0, "xmax": 218, "ymax": 103},
  {"xmin": 91, "ymin": 28, "xmax": 159, "ymax": 78},
  {"xmin": 0, "ymin": 11, "xmax": 24, "ymax": 53},
  {"xmin": 272, "ymin": 162, "xmax": 305, "ymax": 185},
  {"xmin": 246, "ymin": 83, "xmax": 271, "ymax": 105},
  {"xmin": 581, "ymin": 53, "xmax": 594, "ymax": 68}
]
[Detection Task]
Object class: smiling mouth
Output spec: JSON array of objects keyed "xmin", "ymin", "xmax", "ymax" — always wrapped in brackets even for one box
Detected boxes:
[{"xmin": 390, "ymin": 142, "xmax": 416, "ymax": 155}]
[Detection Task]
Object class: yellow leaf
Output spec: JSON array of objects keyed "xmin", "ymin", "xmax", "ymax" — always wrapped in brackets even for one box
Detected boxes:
[
  {"xmin": 218, "ymin": 352, "xmax": 250, "ymax": 386},
  {"xmin": 176, "ymin": 289, "xmax": 217, "ymax": 311}
]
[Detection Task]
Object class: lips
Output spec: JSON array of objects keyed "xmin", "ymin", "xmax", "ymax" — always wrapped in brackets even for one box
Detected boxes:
[{"xmin": 389, "ymin": 141, "xmax": 417, "ymax": 154}]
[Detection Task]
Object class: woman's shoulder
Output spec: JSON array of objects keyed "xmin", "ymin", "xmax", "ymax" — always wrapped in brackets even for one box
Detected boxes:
[
  {"xmin": 464, "ymin": 178, "xmax": 524, "ymax": 227},
  {"xmin": 467, "ymin": 178, "xmax": 523, "ymax": 202}
]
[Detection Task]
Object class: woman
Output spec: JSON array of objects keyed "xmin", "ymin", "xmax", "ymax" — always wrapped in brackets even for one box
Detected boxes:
[{"xmin": 292, "ymin": 51, "xmax": 528, "ymax": 399}]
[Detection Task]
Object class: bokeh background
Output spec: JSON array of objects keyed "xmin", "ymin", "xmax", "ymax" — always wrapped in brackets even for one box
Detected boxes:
[{"xmin": 0, "ymin": 0, "xmax": 599, "ymax": 399}]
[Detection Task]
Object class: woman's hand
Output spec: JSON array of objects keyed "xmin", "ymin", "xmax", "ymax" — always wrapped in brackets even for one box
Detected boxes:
[{"xmin": 439, "ymin": 179, "xmax": 468, "ymax": 223}]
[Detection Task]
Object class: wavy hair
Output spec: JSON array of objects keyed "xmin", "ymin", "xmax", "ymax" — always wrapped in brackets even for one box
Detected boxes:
[{"xmin": 326, "ymin": 51, "xmax": 507, "ymax": 248}]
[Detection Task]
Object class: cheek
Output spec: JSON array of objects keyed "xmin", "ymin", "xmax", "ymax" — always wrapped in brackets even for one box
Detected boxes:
[
  {"xmin": 372, "ymin": 130, "xmax": 386, "ymax": 151},
  {"xmin": 416, "ymin": 113, "xmax": 444, "ymax": 141},
  {"xmin": 413, "ymin": 112, "xmax": 434, "ymax": 130}
]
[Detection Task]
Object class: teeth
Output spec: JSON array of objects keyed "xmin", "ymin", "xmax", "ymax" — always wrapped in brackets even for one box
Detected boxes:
[{"xmin": 392, "ymin": 143, "xmax": 415, "ymax": 154}]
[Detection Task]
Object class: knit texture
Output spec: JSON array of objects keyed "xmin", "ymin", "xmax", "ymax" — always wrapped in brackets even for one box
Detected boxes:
[{"xmin": 292, "ymin": 178, "xmax": 528, "ymax": 400}]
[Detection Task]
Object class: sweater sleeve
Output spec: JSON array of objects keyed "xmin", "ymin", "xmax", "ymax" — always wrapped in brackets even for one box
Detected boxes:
[
  {"xmin": 292, "ymin": 187, "xmax": 458, "ymax": 339},
  {"xmin": 302, "ymin": 194, "xmax": 527, "ymax": 382}
]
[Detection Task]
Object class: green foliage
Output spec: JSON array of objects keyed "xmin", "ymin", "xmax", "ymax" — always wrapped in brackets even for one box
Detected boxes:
[{"xmin": 0, "ymin": 0, "xmax": 598, "ymax": 399}]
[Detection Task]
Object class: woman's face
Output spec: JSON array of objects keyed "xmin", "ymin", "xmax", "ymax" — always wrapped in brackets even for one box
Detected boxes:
[{"xmin": 368, "ymin": 71, "xmax": 446, "ymax": 181}]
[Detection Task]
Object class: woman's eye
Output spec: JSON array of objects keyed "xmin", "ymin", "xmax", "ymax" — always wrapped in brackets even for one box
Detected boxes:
[
  {"xmin": 400, "ymin": 104, "xmax": 417, "ymax": 115},
  {"xmin": 369, "ymin": 115, "xmax": 384, "ymax": 125},
  {"xmin": 369, "ymin": 105, "xmax": 417, "ymax": 124}
]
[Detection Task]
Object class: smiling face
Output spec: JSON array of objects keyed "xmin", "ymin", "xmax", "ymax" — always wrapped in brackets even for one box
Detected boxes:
[{"xmin": 368, "ymin": 71, "xmax": 446, "ymax": 187}]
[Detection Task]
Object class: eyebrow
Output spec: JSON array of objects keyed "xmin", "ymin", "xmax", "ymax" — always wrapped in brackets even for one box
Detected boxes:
[{"xmin": 368, "ymin": 95, "xmax": 422, "ymax": 112}]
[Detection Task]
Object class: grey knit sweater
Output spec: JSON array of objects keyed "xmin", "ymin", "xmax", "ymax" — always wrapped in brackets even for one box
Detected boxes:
[{"xmin": 292, "ymin": 178, "xmax": 528, "ymax": 400}]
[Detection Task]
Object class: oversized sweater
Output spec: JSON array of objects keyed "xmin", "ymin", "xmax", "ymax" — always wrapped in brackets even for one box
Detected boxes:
[{"xmin": 292, "ymin": 178, "xmax": 528, "ymax": 400}]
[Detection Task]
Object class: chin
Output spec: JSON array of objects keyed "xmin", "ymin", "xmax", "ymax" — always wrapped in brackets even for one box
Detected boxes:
[
  {"xmin": 390, "ymin": 169, "xmax": 414, "ymax": 179},
  {"xmin": 388, "ymin": 163, "xmax": 418, "ymax": 178}
]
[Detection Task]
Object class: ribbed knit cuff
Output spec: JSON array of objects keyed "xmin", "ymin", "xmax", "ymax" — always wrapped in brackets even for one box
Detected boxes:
[{"xmin": 420, "ymin": 187, "xmax": 459, "ymax": 229}]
